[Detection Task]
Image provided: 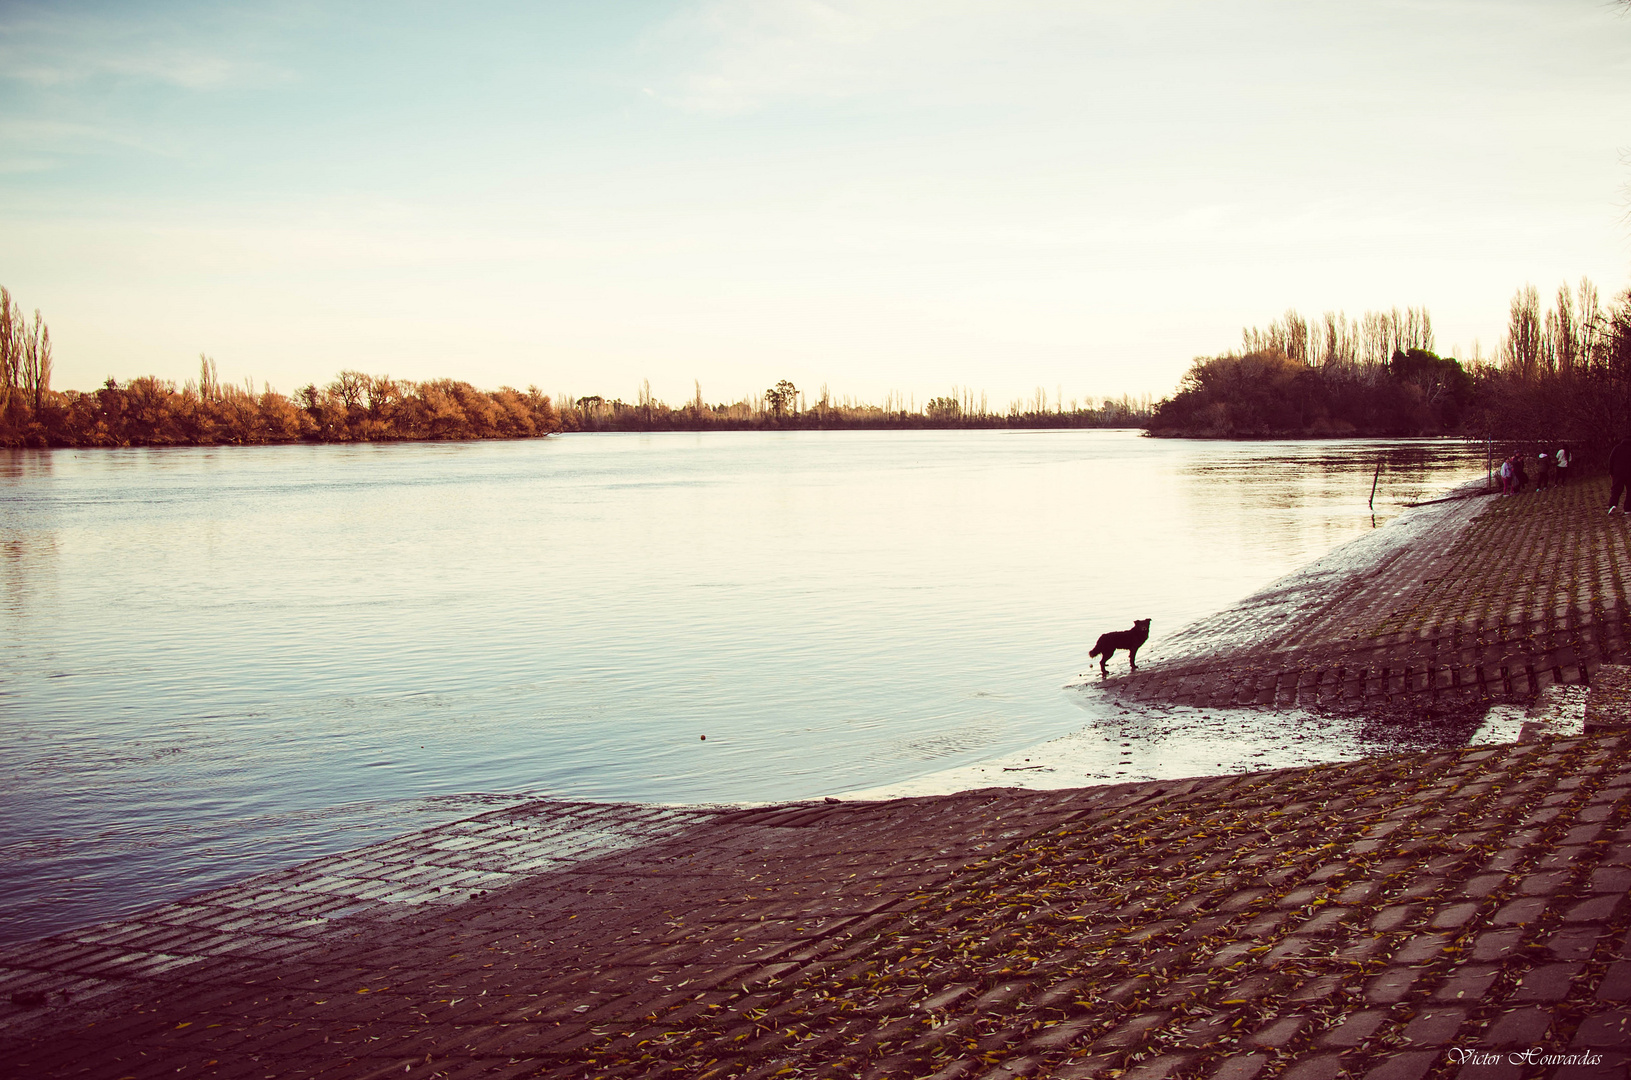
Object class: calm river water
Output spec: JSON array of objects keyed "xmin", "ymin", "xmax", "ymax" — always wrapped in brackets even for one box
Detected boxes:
[{"xmin": 1, "ymin": 430, "xmax": 1484, "ymax": 941}]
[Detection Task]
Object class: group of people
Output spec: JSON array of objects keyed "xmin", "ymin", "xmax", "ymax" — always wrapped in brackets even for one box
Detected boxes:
[
  {"xmin": 1499, "ymin": 447, "xmax": 1570, "ymax": 496},
  {"xmin": 1526, "ymin": 439, "xmax": 1631, "ymax": 516}
]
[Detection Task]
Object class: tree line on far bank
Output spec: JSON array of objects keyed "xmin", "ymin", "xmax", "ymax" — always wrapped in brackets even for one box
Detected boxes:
[
  {"xmin": 0, "ymin": 354, "xmax": 564, "ymax": 448},
  {"xmin": 1, "ymin": 285, "xmax": 572, "ymax": 446},
  {"xmin": 0, "ymin": 293, "xmax": 1152, "ymax": 447},
  {"xmin": 1148, "ymin": 281, "xmax": 1631, "ymax": 470},
  {"xmin": 0, "ymin": 365, "xmax": 1151, "ymax": 449},
  {"xmin": 562, "ymin": 379, "xmax": 1151, "ymax": 432},
  {"xmin": 8, "ymin": 277, "xmax": 1630, "ymax": 454}
]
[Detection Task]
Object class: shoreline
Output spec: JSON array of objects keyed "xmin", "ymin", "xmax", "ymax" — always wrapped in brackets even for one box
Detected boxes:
[
  {"xmin": 6, "ymin": 474, "xmax": 1631, "ymax": 1077},
  {"xmin": 3, "ymin": 427, "xmax": 1486, "ymax": 451},
  {"xmin": 2, "ymin": 433, "xmax": 1488, "ymax": 950},
  {"xmin": 7, "ymin": 739, "xmax": 1628, "ymax": 1077},
  {"xmin": 842, "ymin": 476, "xmax": 1503, "ymax": 801}
]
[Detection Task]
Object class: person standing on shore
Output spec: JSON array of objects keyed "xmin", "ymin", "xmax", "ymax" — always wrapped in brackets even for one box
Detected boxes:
[
  {"xmin": 1608, "ymin": 439, "xmax": 1631, "ymax": 514},
  {"xmin": 1500, "ymin": 455, "xmax": 1514, "ymax": 496},
  {"xmin": 1537, "ymin": 450, "xmax": 1551, "ymax": 491},
  {"xmin": 1512, "ymin": 454, "xmax": 1528, "ymax": 493},
  {"xmin": 1556, "ymin": 446, "xmax": 1570, "ymax": 487}
]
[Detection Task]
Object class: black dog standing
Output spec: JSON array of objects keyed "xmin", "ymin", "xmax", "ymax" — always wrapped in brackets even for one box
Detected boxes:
[{"xmin": 1090, "ymin": 618, "xmax": 1151, "ymax": 676}]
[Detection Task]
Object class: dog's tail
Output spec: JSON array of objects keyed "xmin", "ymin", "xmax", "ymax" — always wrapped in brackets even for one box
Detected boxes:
[{"xmin": 1088, "ymin": 641, "xmax": 1104, "ymax": 659}]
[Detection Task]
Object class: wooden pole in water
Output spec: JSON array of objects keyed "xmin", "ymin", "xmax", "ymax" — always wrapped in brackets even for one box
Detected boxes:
[{"xmin": 1369, "ymin": 461, "xmax": 1382, "ymax": 512}]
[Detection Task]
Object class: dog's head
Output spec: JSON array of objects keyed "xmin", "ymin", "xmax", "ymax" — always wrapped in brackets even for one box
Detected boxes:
[{"xmin": 1134, "ymin": 619, "xmax": 1151, "ymax": 632}]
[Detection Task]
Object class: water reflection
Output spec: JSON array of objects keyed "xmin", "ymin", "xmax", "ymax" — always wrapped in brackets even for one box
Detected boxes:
[
  {"xmin": 0, "ymin": 431, "xmax": 1485, "ymax": 941},
  {"xmin": 0, "ymin": 448, "xmax": 53, "ymax": 483}
]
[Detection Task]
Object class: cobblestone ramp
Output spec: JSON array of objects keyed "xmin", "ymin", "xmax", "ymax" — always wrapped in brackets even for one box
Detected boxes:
[
  {"xmin": 5, "ymin": 736, "xmax": 1631, "ymax": 1079},
  {"xmin": 1115, "ymin": 479, "xmax": 1631, "ymax": 714},
  {"xmin": 0, "ymin": 801, "xmax": 712, "ymax": 1043}
]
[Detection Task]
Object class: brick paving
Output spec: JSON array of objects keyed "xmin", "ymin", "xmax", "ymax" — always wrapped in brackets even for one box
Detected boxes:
[
  {"xmin": 5, "ymin": 738, "xmax": 1631, "ymax": 1079},
  {"xmin": 6, "ymin": 473, "xmax": 1631, "ymax": 1078},
  {"xmin": 1118, "ymin": 477, "xmax": 1631, "ymax": 716}
]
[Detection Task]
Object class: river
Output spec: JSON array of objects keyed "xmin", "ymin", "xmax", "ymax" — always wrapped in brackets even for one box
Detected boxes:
[{"xmin": 0, "ymin": 430, "xmax": 1486, "ymax": 941}]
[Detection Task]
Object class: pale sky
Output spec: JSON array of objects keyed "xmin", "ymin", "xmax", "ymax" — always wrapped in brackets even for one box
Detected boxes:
[{"xmin": 2, "ymin": 0, "xmax": 1629, "ymax": 406}]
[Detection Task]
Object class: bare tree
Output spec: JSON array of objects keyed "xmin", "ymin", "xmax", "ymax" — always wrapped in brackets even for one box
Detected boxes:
[
  {"xmin": 332, "ymin": 370, "xmax": 368, "ymax": 411},
  {"xmin": 1552, "ymin": 282, "xmax": 1578, "ymax": 375},
  {"xmin": 199, "ymin": 354, "xmax": 220, "ymax": 401},
  {"xmin": 1410, "ymin": 307, "xmax": 1434, "ymax": 354},
  {"xmin": 0, "ymin": 288, "xmax": 15, "ymax": 412},
  {"xmin": 1579, "ymin": 277, "xmax": 1604, "ymax": 366},
  {"xmin": 18, "ymin": 309, "xmax": 50, "ymax": 415},
  {"xmin": 764, "ymin": 379, "xmax": 797, "ymax": 419},
  {"xmin": 1361, "ymin": 311, "xmax": 1392, "ymax": 368},
  {"xmin": 1504, "ymin": 285, "xmax": 1542, "ymax": 379}
]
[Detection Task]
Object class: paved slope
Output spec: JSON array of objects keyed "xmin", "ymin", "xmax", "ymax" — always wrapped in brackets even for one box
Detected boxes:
[
  {"xmin": 4, "ymin": 736, "xmax": 1630, "ymax": 1079},
  {"xmin": 1116, "ymin": 479, "xmax": 1631, "ymax": 716}
]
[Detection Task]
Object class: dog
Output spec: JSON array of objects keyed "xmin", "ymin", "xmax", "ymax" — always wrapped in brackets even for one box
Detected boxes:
[{"xmin": 1089, "ymin": 619, "xmax": 1151, "ymax": 676}]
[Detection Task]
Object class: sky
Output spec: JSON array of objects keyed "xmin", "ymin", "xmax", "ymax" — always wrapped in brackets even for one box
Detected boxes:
[{"xmin": 2, "ymin": 0, "xmax": 1629, "ymax": 407}]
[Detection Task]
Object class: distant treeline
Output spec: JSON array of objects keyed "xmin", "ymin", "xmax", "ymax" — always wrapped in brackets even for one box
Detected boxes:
[
  {"xmin": 0, "ymin": 290, "xmax": 1151, "ymax": 447},
  {"xmin": 0, "ymin": 350, "xmax": 563, "ymax": 448},
  {"xmin": 1149, "ymin": 305, "xmax": 1472, "ymax": 437},
  {"xmin": 31, "ymin": 274, "xmax": 1631, "ymax": 455},
  {"xmin": 1472, "ymin": 281, "xmax": 1631, "ymax": 474},
  {"xmin": 1148, "ymin": 282, "xmax": 1631, "ymax": 460},
  {"xmin": 559, "ymin": 380, "xmax": 1152, "ymax": 432}
]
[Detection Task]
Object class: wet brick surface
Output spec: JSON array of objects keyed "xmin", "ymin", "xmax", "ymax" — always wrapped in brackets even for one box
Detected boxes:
[
  {"xmin": 7, "ymin": 475, "xmax": 1631, "ymax": 1078},
  {"xmin": 4, "ymin": 737, "xmax": 1631, "ymax": 1079},
  {"xmin": 1114, "ymin": 478, "xmax": 1631, "ymax": 716}
]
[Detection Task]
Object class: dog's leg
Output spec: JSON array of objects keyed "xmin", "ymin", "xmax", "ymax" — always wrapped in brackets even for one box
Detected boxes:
[
  {"xmin": 1128, "ymin": 645, "xmax": 1139, "ymax": 671},
  {"xmin": 1099, "ymin": 653, "xmax": 1109, "ymax": 676}
]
